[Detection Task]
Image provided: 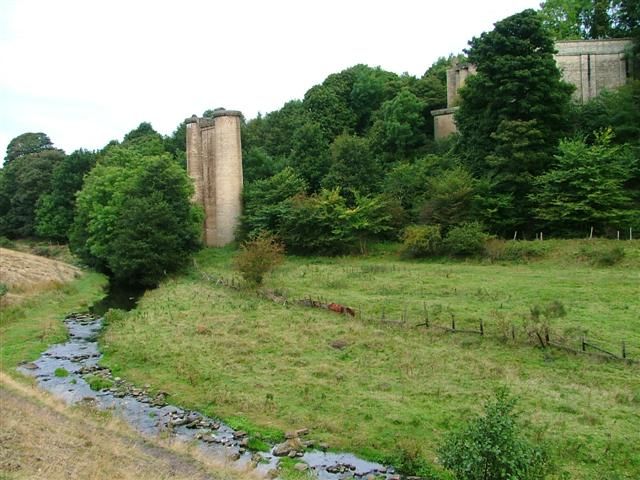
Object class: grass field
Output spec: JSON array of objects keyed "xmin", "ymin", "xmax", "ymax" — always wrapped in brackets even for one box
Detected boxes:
[{"xmin": 100, "ymin": 240, "xmax": 640, "ymax": 479}]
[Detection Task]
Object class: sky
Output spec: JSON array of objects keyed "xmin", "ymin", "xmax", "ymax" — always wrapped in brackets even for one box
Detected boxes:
[{"xmin": 0, "ymin": 0, "xmax": 542, "ymax": 160}]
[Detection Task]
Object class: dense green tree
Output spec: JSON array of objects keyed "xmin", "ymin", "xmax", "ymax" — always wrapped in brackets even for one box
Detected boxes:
[
  {"xmin": 419, "ymin": 166, "xmax": 476, "ymax": 231},
  {"xmin": 120, "ymin": 122, "xmax": 166, "ymax": 156},
  {"xmin": 303, "ymin": 83, "xmax": 356, "ymax": 139},
  {"xmin": 322, "ymin": 134, "xmax": 382, "ymax": 197},
  {"xmin": 341, "ymin": 192, "xmax": 393, "ymax": 254},
  {"xmin": 164, "ymin": 120, "xmax": 187, "ymax": 167},
  {"xmin": 350, "ymin": 65, "xmax": 399, "ymax": 133},
  {"xmin": 279, "ymin": 189, "xmax": 355, "ymax": 255},
  {"xmin": 540, "ymin": 0, "xmax": 639, "ymax": 39},
  {"xmin": 0, "ymin": 148, "xmax": 65, "ymax": 238},
  {"xmin": 70, "ymin": 147, "xmax": 202, "ymax": 286},
  {"xmin": 242, "ymin": 146, "xmax": 285, "ymax": 183},
  {"xmin": 288, "ymin": 121, "xmax": 331, "ymax": 192},
  {"xmin": 531, "ymin": 129, "xmax": 639, "ymax": 235},
  {"xmin": 369, "ymin": 89, "xmax": 427, "ymax": 160},
  {"xmin": 35, "ymin": 149, "xmax": 97, "ymax": 241},
  {"xmin": 383, "ymin": 158, "xmax": 433, "ymax": 214},
  {"xmin": 239, "ymin": 167, "xmax": 307, "ymax": 239},
  {"xmin": 278, "ymin": 188, "xmax": 392, "ymax": 255},
  {"xmin": 244, "ymin": 101, "xmax": 308, "ymax": 160},
  {"xmin": 575, "ymin": 80, "xmax": 640, "ymax": 145},
  {"xmin": 4, "ymin": 132, "xmax": 54, "ymax": 165},
  {"xmin": 456, "ymin": 9, "xmax": 573, "ymax": 234}
]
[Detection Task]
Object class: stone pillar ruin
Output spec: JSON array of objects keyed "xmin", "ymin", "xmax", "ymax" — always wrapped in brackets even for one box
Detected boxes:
[
  {"xmin": 431, "ymin": 63, "xmax": 476, "ymax": 140},
  {"xmin": 430, "ymin": 38, "xmax": 633, "ymax": 140},
  {"xmin": 185, "ymin": 110, "xmax": 243, "ymax": 247}
]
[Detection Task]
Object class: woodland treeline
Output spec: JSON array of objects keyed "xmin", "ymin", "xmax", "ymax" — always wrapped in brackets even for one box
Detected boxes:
[{"xmin": 0, "ymin": 4, "xmax": 638, "ymax": 285}]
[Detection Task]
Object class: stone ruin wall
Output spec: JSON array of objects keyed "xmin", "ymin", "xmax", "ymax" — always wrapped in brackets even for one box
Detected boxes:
[
  {"xmin": 432, "ymin": 38, "xmax": 633, "ymax": 140},
  {"xmin": 186, "ymin": 110, "xmax": 243, "ymax": 247}
]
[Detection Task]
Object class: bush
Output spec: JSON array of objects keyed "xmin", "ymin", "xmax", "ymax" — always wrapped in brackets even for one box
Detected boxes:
[
  {"xmin": 400, "ymin": 224, "xmax": 442, "ymax": 258},
  {"xmin": 0, "ymin": 236, "xmax": 15, "ymax": 248},
  {"xmin": 578, "ymin": 244, "xmax": 626, "ymax": 266},
  {"xmin": 33, "ymin": 245, "xmax": 54, "ymax": 258},
  {"xmin": 439, "ymin": 389, "xmax": 550, "ymax": 480},
  {"xmin": 279, "ymin": 189, "xmax": 393, "ymax": 256},
  {"xmin": 485, "ymin": 239, "xmax": 549, "ymax": 262},
  {"xmin": 443, "ymin": 222, "xmax": 488, "ymax": 257},
  {"xmin": 390, "ymin": 439, "xmax": 443, "ymax": 479},
  {"xmin": 234, "ymin": 231, "xmax": 285, "ymax": 286}
]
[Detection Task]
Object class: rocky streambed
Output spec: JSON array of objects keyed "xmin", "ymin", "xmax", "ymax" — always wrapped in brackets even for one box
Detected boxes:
[{"xmin": 18, "ymin": 313, "xmax": 397, "ymax": 480}]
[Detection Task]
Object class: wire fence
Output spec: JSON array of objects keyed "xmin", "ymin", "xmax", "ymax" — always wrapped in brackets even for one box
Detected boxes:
[{"xmin": 198, "ymin": 270, "xmax": 638, "ymax": 365}]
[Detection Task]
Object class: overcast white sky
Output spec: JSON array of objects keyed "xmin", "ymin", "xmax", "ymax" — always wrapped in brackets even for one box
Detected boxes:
[{"xmin": 0, "ymin": 0, "xmax": 542, "ymax": 160}]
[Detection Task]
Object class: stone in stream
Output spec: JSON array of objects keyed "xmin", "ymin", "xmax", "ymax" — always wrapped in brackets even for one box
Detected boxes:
[
  {"xmin": 273, "ymin": 436, "xmax": 303, "ymax": 457},
  {"xmin": 21, "ymin": 362, "xmax": 39, "ymax": 370},
  {"xmin": 294, "ymin": 463, "xmax": 309, "ymax": 472}
]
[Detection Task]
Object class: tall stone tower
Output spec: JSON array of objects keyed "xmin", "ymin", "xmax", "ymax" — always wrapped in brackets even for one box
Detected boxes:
[{"xmin": 185, "ymin": 109, "xmax": 243, "ymax": 247}]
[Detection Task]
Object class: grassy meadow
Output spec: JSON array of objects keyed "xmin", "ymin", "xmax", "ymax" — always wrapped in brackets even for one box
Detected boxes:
[{"xmin": 100, "ymin": 240, "xmax": 640, "ymax": 479}]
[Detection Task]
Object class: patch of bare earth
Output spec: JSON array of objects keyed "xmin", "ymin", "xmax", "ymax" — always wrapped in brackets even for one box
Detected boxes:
[
  {"xmin": 0, "ymin": 247, "xmax": 81, "ymax": 305},
  {"xmin": 0, "ymin": 372, "xmax": 253, "ymax": 480}
]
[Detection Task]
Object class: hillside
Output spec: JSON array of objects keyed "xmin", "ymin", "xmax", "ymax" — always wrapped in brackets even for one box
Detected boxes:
[
  {"xmin": 0, "ymin": 247, "xmax": 81, "ymax": 305},
  {"xmin": 100, "ymin": 240, "xmax": 640, "ymax": 479}
]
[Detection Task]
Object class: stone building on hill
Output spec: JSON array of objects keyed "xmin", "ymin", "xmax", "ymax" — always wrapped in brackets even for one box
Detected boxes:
[{"xmin": 431, "ymin": 38, "xmax": 634, "ymax": 140}]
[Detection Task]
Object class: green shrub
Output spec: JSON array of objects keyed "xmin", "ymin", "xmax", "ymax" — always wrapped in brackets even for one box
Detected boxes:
[
  {"xmin": 439, "ymin": 389, "xmax": 550, "ymax": 480},
  {"xmin": 400, "ymin": 224, "xmax": 442, "ymax": 258},
  {"xmin": 443, "ymin": 222, "xmax": 488, "ymax": 257},
  {"xmin": 234, "ymin": 231, "xmax": 285, "ymax": 286},
  {"xmin": 85, "ymin": 374, "xmax": 113, "ymax": 391},
  {"xmin": 0, "ymin": 236, "xmax": 15, "ymax": 248},
  {"xmin": 504, "ymin": 241, "xmax": 549, "ymax": 261},
  {"xmin": 390, "ymin": 439, "xmax": 443, "ymax": 478},
  {"xmin": 485, "ymin": 239, "xmax": 549, "ymax": 262},
  {"xmin": 579, "ymin": 244, "xmax": 626, "ymax": 266},
  {"xmin": 33, "ymin": 245, "xmax": 53, "ymax": 258},
  {"xmin": 0, "ymin": 283, "xmax": 7, "ymax": 298},
  {"xmin": 54, "ymin": 367, "xmax": 69, "ymax": 377}
]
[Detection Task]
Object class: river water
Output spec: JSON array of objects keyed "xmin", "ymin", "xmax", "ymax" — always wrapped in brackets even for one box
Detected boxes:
[{"xmin": 18, "ymin": 313, "xmax": 395, "ymax": 480}]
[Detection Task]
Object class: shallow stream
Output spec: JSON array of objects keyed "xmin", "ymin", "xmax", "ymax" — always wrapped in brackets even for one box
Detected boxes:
[{"xmin": 19, "ymin": 313, "xmax": 395, "ymax": 480}]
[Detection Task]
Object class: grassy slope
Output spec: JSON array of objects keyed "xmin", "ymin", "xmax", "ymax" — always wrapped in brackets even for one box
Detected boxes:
[
  {"xmin": 1, "ymin": 271, "xmax": 107, "ymax": 372},
  {"xmin": 0, "ymin": 372, "xmax": 244, "ymax": 480},
  {"xmin": 100, "ymin": 240, "xmax": 640, "ymax": 479}
]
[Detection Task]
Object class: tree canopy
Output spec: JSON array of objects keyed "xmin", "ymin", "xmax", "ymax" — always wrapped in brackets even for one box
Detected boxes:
[
  {"xmin": 456, "ymin": 9, "xmax": 574, "ymax": 234},
  {"xmin": 70, "ymin": 145, "xmax": 202, "ymax": 287}
]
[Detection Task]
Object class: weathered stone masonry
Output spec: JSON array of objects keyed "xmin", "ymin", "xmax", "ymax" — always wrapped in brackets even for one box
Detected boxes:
[
  {"xmin": 186, "ymin": 110, "xmax": 243, "ymax": 247},
  {"xmin": 432, "ymin": 38, "xmax": 634, "ymax": 140}
]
